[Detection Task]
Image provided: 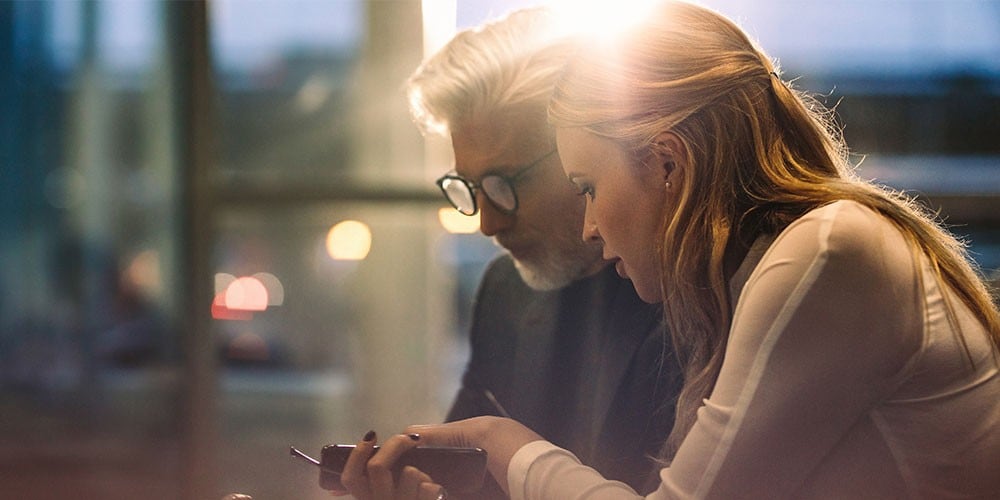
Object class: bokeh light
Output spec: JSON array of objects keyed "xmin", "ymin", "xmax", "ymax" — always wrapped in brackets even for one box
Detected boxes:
[
  {"xmin": 326, "ymin": 220, "xmax": 372, "ymax": 260},
  {"xmin": 215, "ymin": 273, "xmax": 237, "ymax": 294},
  {"xmin": 122, "ymin": 249, "xmax": 162, "ymax": 298},
  {"xmin": 224, "ymin": 276, "xmax": 269, "ymax": 311},
  {"xmin": 211, "ymin": 291, "xmax": 253, "ymax": 321},
  {"xmin": 211, "ymin": 272, "xmax": 283, "ymax": 319},
  {"xmin": 252, "ymin": 272, "xmax": 285, "ymax": 306}
]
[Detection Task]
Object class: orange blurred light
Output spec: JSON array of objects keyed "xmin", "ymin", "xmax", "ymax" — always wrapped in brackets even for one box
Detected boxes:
[
  {"xmin": 326, "ymin": 220, "xmax": 372, "ymax": 260},
  {"xmin": 123, "ymin": 249, "xmax": 162, "ymax": 297}
]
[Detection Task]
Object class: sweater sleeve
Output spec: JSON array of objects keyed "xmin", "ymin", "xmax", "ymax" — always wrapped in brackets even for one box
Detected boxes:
[{"xmin": 508, "ymin": 441, "xmax": 641, "ymax": 500}]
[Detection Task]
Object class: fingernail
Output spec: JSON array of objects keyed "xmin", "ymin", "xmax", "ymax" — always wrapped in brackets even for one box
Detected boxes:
[
  {"xmin": 408, "ymin": 433, "xmax": 420, "ymax": 441},
  {"xmin": 363, "ymin": 430, "xmax": 376, "ymax": 442}
]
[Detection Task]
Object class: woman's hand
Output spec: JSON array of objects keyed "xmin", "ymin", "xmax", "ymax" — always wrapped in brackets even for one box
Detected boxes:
[
  {"xmin": 339, "ymin": 430, "xmax": 445, "ymax": 500},
  {"xmin": 338, "ymin": 416, "xmax": 543, "ymax": 499},
  {"xmin": 405, "ymin": 415, "xmax": 543, "ymax": 492}
]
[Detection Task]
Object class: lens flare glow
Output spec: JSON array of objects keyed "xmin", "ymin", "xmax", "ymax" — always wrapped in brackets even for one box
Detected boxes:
[
  {"xmin": 547, "ymin": 0, "xmax": 661, "ymax": 42},
  {"xmin": 326, "ymin": 220, "xmax": 372, "ymax": 261},
  {"xmin": 421, "ymin": 0, "xmax": 457, "ymax": 57}
]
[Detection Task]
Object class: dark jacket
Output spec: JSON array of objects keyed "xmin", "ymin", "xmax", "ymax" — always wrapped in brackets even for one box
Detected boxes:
[{"xmin": 446, "ymin": 254, "xmax": 681, "ymax": 498}]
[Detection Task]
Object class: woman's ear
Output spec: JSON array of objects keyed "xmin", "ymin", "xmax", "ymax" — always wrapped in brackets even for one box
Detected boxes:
[{"xmin": 652, "ymin": 131, "xmax": 687, "ymax": 187}]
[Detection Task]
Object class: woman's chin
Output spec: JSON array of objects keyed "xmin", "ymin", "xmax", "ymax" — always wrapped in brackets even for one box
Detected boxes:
[{"xmin": 634, "ymin": 281, "xmax": 664, "ymax": 304}]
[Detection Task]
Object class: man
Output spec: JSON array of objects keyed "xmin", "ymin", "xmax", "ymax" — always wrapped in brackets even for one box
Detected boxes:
[{"xmin": 406, "ymin": 7, "xmax": 681, "ymax": 498}]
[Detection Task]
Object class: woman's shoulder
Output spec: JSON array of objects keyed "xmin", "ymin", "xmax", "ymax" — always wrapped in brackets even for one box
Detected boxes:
[
  {"xmin": 786, "ymin": 200, "xmax": 898, "ymax": 244},
  {"xmin": 796, "ymin": 199, "xmax": 886, "ymax": 228},
  {"xmin": 774, "ymin": 199, "xmax": 914, "ymax": 272}
]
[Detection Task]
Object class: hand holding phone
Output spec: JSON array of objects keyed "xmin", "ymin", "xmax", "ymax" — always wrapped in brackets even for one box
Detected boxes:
[{"xmin": 291, "ymin": 444, "xmax": 488, "ymax": 494}]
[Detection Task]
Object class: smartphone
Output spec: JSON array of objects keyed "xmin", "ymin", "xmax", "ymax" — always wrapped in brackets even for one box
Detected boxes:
[{"xmin": 318, "ymin": 444, "xmax": 488, "ymax": 493}]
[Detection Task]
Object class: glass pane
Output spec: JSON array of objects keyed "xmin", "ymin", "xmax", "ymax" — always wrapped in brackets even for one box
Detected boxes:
[
  {"xmin": 204, "ymin": 2, "xmax": 492, "ymax": 494},
  {"xmin": 209, "ymin": 0, "xmax": 432, "ymax": 189},
  {"xmin": 5, "ymin": 1, "xmax": 995, "ymax": 498},
  {"xmin": 1, "ymin": 0, "xmax": 182, "ymax": 498},
  {"xmin": 701, "ymin": 0, "xmax": 1000, "ymax": 185},
  {"xmin": 210, "ymin": 0, "xmax": 359, "ymax": 185},
  {"xmin": 211, "ymin": 202, "xmax": 499, "ymax": 496}
]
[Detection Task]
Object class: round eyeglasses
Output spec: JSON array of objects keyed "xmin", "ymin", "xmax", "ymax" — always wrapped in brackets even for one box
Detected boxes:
[{"xmin": 436, "ymin": 148, "xmax": 558, "ymax": 216}]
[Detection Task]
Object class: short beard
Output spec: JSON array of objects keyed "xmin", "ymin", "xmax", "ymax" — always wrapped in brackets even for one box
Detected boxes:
[{"xmin": 511, "ymin": 241, "xmax": 604, "ymax": 291}]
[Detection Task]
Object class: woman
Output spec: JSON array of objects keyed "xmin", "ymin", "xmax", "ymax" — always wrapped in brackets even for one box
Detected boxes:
[{"xmin": 340, "ymin": 1, "xmax": 1000, "ymax": 498}]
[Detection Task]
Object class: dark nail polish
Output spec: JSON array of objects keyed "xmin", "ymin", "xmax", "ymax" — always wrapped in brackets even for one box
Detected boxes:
[
  {"xmin": 363, "ymin": 430, "xmax": 376, "ymax": 442},
  {"xmin": 408, "ymin": 433, "xmax": 420, "ymax": 441}
]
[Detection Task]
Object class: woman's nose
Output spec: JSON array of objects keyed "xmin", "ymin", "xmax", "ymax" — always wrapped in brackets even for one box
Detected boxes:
[{"xmin": 582, "ymin": 220, "xmax": 601, "ymax": 242}]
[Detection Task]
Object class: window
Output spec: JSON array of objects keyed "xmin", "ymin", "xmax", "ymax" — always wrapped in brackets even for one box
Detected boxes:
[{"xmin": 1, "ymin": 1, "xmax": 996, "ymax": 499}]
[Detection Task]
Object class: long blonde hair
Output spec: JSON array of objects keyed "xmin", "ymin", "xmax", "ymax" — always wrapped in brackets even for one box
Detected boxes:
[{"xmin": 549, "ymin": 0, "xmax": 1000, "ymax": 460}]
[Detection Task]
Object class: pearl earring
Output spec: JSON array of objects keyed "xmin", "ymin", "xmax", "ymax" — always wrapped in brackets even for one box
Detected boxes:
[{"xmin": 664, "ymin": 180, "xmax": 672, "ymax": 189}]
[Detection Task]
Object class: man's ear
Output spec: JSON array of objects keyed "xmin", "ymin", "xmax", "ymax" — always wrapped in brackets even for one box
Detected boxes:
[{"xmin": 652, "ymin": 131, "xmax": 687, "ymax": 186}]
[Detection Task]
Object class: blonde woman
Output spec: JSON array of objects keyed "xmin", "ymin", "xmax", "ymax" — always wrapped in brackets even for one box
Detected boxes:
[{"xmin": 340, "ymin": 2, "xmax": 1000, "ymax": 498}]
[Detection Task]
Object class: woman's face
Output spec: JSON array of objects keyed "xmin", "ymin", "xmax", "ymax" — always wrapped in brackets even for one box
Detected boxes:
[{"xmin": 556, "ymin": 127, "xmax": 669, "ymax": 303}]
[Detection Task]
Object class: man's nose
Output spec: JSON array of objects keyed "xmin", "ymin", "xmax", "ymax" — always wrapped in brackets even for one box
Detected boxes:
[{"xmin": 477, "ymin": 193, "xmax": 514, "ymax": 236}]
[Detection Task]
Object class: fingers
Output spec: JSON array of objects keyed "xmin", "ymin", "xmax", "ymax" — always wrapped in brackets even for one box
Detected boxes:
[
  {"xmin": 399, "ymin": 465, "xmax": 447, "ymax": 500},
  {"xmin": 367, "ymin": 433, "xmax": 422, "ymax": 499},
  {"xmin": 397, "ymin": 465, "xmax": 433, "ymax": 497},
  {"xmin": 401, "ymin": 423, "xmax": 459, "ymax": 448},
  {"xmin": 403, "ymin": 415, "xmax": 505, "ymax": 448},
  {"xmin": 419, "ymin": 482, "xmax": 448, "ymax": 500},
  {"xmin": 340, "ymin": 430, "xmax": 377, "ymax": 500},
  {"xmin": 338, "ymin": 429, "xmax": 444, "ymax": 499}
]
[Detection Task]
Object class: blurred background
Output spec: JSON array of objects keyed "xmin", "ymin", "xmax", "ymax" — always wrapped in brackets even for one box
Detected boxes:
[{"xmin": 0, "ymin": 0, "xmax": 997, "ymax": 498}]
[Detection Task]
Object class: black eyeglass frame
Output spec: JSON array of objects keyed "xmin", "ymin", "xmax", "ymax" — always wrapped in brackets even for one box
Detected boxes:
[{"xmin": 435, "ymin": 148, "xmax": 558, "ymax": 216}]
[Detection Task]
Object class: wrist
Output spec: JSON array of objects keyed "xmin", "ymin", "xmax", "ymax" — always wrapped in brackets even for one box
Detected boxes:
[{"xmin": 469, "ymin": 417, "xmax": 542, "ymax": 494}]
